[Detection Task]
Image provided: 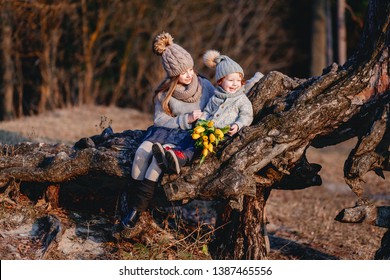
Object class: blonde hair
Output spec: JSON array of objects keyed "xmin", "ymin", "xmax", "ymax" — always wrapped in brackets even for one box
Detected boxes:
[
  {"xmin": 217, "ymin": 72, "xmax": 245, "ymax": 86},
  {"xmin": 153, "ymin": 76, "xmax": 180, "ymax": 116}
]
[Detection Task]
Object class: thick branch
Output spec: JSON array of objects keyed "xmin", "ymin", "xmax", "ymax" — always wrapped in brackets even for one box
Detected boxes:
[
  {"xmin": 335, "ymin": 204, "xmax": 390, "ymax": 228},
  {"xmin": 344, "ymin": 104, "xmax": 389, "ymax": 204}
]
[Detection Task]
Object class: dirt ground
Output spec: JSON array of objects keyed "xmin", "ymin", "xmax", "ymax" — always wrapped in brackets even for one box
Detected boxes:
[{"xmin": 0, "ymin": 105, "xmax": 389, "ymax": 260}]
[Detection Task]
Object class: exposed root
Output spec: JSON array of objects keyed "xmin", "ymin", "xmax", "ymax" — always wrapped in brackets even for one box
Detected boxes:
[
  {"xmin": 335, "ymin": 203, "xmax": 376, "ymax": 224},
  {"xmin": 0, "ymin": 179, "xmax": 21, "ymax": 205}
]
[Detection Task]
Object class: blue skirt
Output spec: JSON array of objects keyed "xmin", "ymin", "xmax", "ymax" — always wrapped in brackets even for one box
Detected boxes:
[{"xmin": 143, "ymin": 126, "xmax": 194, "ymax": 150}]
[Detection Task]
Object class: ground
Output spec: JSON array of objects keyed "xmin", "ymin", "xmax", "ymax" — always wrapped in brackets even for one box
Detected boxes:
[{"xmin": 0, "ymin": 105, "xmax": 389, "ymax": 260}]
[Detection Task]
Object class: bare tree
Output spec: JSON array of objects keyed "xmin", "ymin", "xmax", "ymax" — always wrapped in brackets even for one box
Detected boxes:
[
  {"xmin": 311, "ymin": 0, "xmax": 327, "ymax": 76},
  {"xmin": 0, "ymin": 0, "xmax": 297, "ymax": 117},
  {"xmin": 0, "ymin": 1, "xmax": 14, "ymax": 120},
  {"xmin": 37, "ymin": 2, "xmax": 65, "ymax": 113},
  {"xmin": 337, "ymin": 0, "xmax": 347, "ymax": 64},
  {"xmin": 79, "ymin": 0, "xmax": 108, "ymax": 105}
]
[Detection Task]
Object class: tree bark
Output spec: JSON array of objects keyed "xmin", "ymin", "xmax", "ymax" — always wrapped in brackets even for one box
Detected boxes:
[{"xmin": 0, "ymin": 0, "xmax": 389, "ymax": 260}]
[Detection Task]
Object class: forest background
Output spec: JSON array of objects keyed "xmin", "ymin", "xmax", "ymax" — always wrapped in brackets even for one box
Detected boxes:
[{"xmin": 0, "ymin": 0, "xmax": 368, "ymax": 121}]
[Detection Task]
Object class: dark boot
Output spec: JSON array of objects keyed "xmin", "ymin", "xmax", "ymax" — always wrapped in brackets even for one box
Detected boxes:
[
  {"xmin": 120, "ymin": 179, "xmax": 158, "ymax": 228},
  {"xmin": 119, "ymin": 190, "xmax": 129, "ymax": 218},
  {"xmin": 121, "ymin": 207, "xmax": 139, "ymax": 229},
  {"xmin": 165, "ymin": 149, "xmax": 188, "ymax": 174},
  {"xmin": 152, "ymin": 143, "xmax": 168, "ymax": 172}
]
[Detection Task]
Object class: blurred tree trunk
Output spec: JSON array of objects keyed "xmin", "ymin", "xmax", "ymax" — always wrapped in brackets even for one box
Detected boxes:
[
  {"xmin": 337, "ymin": 0, "xmax": 347, "ymax": 64},
  {"xmin": 14, "ymin": 51, "xmax": 23, "ymax": 117},
  {"xmin": 325, "ymin": 0, "xmax": 333, "ymax": 65},
  {"xmin": 110, "ymin": 38, "xmax": 132, "ymax": 106},
  {"xmin": 311, "ymin": 0, "xmax": 328, "ymax": 76},
  {"xmin": 80, "ymin": 0, "xmax": 108, "ymax": 105},
  {"xmin": 1, "ymin": 5, "xmax": 14, "ymax": 120},
  {"xmin": 38, "ymin": 6, "xmax": 63, "ymax": 113}
]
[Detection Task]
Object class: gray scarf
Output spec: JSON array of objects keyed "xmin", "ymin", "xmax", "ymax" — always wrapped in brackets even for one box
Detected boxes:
[
  {"xmin": 172, "ymin": 74, "xmax": 202, "ymax": 103},
  {"xmin": 214, "ymin": 85, "xmax": 245, "ymax": 99}
]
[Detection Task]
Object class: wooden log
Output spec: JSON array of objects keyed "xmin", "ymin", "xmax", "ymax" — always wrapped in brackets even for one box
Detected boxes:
[{"xmin": 335, "ymin": 205, "xmax": 390, "ymax": 228}]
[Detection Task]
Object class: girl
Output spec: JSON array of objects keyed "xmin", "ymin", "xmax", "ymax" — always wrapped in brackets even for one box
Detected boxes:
[
  {"xmin": 201, "ymin": 50, "xmax": 254, "ymax": 136},
  {"xmin": 121, "ymin": 32, "xmax": 214, "ymax": 229},
  {"xmin": 156, "ymin": 50, "xmax": 259, "ymax": 174}
]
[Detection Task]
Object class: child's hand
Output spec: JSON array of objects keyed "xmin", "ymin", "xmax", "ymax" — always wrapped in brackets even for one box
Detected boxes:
[
  {"xmin": 228, "ymin": 124, "xmax": 239, "ymax": 136},
  {"xmin": 188, "ymin": 110, "xmax": 202, "ymax": 123},
  {"xmin": 199, "ymin": 112, "xmax": 206, "ymax": 120}
]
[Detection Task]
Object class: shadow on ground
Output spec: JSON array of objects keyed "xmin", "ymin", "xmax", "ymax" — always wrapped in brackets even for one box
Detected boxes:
[{"xmin": 269, "ymin": 235, "xmax": 338, "ymax": 260}]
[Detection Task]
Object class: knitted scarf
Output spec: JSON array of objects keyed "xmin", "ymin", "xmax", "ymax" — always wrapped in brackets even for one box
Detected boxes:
[
  {"xmin": 214, "ymin": 85, "xmax": 245, "ymax": 99},
  {"xmin": 172, "ymin": 74, "xmax": 202, "ymax": 103}
]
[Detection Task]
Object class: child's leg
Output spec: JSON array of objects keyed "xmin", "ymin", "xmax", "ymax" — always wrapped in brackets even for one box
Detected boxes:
[
  {"xmin": 182, "ymin": 146, "xmax": 195, "ymax": 162},
  {"xmin": 165, "ymin": 149, "xmax": 187, "ymax": 174},
  {"xmin": 165, "ymin": 146, "xmax": 194, "ymax": 174},
  {"xmin": 151, "ymin": 143, "xmax": 176, "ymax": 171},
  {"xmin": 121, "ymin": 179, "xmax": 157, "ymax": 229},
  {"xmin": 164, "ymin": 134, "xmax": 195, "ymax": 174},
  {"xmin": 122, "ymin": 140, "xmax": 158, "ymax": 229},
  {"xmin": 131, "ymin": 141, "xmax": 153, "ymax": 180},
  {"xmin": 144, "ymin": 156, "xmax": 163, "ymax": 182}
]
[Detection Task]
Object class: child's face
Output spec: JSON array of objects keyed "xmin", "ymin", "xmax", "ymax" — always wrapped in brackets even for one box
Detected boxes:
[
  {"xmin": 220, "ymin": 73, "xmax": 242, "ymax": 94},
  {"xmin": 178, "ymin": 68, "xmax": 194, "ymax": 85}
]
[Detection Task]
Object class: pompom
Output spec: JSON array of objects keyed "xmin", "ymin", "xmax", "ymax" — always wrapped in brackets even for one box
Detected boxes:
[
  {"xmin": 153, "ymin": 32, "xmax": 174, "ymax": 55},
  {"xmin": 203, "ymin": 50, "xmax": 220, "ymax": 69}
]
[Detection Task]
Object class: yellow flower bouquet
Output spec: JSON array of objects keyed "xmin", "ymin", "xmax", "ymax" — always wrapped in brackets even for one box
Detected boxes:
[{"xmin": 190, "ymin": 120, "xmax": 230, "ymax": 164}]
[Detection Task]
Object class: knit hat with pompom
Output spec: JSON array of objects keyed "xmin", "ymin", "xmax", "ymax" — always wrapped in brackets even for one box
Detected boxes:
[
  {"xmin": 203, "ymin": 50, "xmax": 244, "ymax": 81},
  {"xmin": 153, "ymin": 32, "xmax": 194, "ymax": 77}
]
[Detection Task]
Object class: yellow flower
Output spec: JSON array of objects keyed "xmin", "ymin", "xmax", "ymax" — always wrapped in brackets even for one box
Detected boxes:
[
  {"xmin": 209, "ymin": 133, "xmax": 216, "ymax": 143},
  {"xmin": 214, "ymin": 128, "xmax": 224, "ymax": 139},
  {"xmin": 194, "ymin": 126, "xmax": 205, "ymax": 134},
  {"xmin": 191, "ymin": 121, "xmax": 229, "ymax": 165},
  {"xmin": 192, "ymin": 133, "xmax": 201, "ymax": 140}
]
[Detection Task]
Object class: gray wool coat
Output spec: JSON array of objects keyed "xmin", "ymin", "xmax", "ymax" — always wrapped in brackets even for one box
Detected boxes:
[
  {"xmin": 201, "ymin": 85, "xmax": 253, "ymax": 130},
  {"xmin": 153, "ymin": 76, "xmax": 215, "ymax": 130}
]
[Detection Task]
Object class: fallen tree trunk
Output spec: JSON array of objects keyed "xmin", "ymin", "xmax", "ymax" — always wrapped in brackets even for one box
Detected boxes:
[{"xmin": 0, "ymin": 0, "xmax": 389, "ymax": 259}]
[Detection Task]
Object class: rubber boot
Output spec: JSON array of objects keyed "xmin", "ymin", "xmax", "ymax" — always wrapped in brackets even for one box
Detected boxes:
[
  {"xmin": 121, "ymin": 207, "xmax": 139, "ymax": 229},
  {"xmin": 120, "ymin": 179, "xmax": 158, "ymax": 228},
  {"xmin": 165, "ymin": 149, "xmax": 188, "ymax": 174}
]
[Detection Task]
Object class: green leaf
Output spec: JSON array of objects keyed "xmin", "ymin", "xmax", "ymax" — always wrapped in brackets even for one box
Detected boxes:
[
  {"xmin": 197, "ymin": 119, "xmax": 208, "ymax": 126},
  {"xmin": 202, "ymin": 244, "xmax": 209, "ymax": 256},
  {"xmin": 221, "ymin": 125, "xmax": 230, "ymax": 134},
  {"xmin": 199, "ymin": 155, "xmax": 206, "ymax": 165}
]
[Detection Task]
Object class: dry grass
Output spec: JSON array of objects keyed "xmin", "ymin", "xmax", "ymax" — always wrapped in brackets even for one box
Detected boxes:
[
  {"xmin": 266, "ymin": 140, "xmax": 389, "ymax": 260},
  {"xmin": 0, "ymin": 105, "xmax": 153, "ymax": 145},
  {"xmin": 0, "ymin": 105, "xmax": 389, "ymax": 260}
]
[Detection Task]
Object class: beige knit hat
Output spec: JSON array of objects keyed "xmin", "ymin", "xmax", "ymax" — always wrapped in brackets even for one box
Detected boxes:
[
  {"xmin": 153, "ymin": 32, "xmax": 194, "ymax": 77},
  {"xmin": 203, "ymin": 50, "xmax": 244, "ymax": 81}
]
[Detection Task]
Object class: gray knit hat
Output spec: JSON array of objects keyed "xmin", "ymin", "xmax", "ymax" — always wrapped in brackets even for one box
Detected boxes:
[
  {"xmin": 203, "ymin": 50, "xmax": 244, "ymax": 81},
  {"xmin": 153, "ymin": 32, "xmax": 194, "ymax": 77}
]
